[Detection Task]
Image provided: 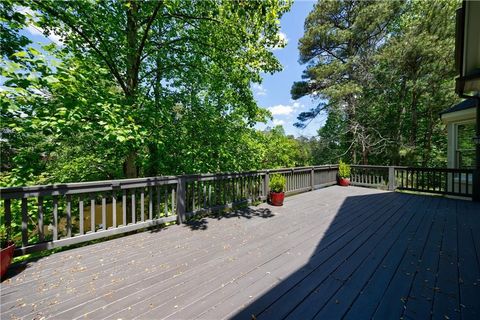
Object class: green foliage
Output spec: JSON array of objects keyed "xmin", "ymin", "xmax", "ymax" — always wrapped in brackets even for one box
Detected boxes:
[
  {"xmin": 338, "ymin": 160, "xmax": 351, "ymax": 179},
  {"xmin": 260, "ymin": 126, "xmax": 311, "ymax": 169},
  {"xmin": 0, "ymin": 0, "xmax": 297, "ymax": 186},
  {"xmin": 295, "ymin": 0, "xmax": 460, "ymax": 167},
  {"xmin": 269, "ymin": 173, "xmax": 286, "ymax": 193},
  {"xmin": 0, "ymin": 225, "xmax": 8, "ymax": 248}
]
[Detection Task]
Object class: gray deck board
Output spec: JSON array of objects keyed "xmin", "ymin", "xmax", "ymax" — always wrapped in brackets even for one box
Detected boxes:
[
  {"xmin": 1, "ymin": 186, "xmax": 478, "ymax": 320},
  {"xmin": 457, "ymin": 200, "xmax": 480, "ymax": 319},
  {"xmin": 373, "ymin": 196, "xmax": 445, "ymax": 319},
  {"xmin": 343, "ymin": 195, "xmax": 439, "ymax": 320}
]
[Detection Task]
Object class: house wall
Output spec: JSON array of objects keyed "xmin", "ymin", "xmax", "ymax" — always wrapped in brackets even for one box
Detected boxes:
[
  {"xmin": 441, "ymin": 107, "xmax": 476, "ymax": 169},
  {"xmin": 447, "ymin": 123, "xmax": 456, "ymax": 168}
]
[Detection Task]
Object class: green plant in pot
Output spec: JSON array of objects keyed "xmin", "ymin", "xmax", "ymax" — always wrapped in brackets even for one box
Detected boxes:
[
  {"xmin": 338, "ymin": 160, "xmax": 351, "ymax": 186},
  {"xmin": 0, "ymin": 225, "xmax": 15, "ymax": 279},
  {"xmin": 269, "ymin": 173, "xmax": 287, "ymax": 206}
]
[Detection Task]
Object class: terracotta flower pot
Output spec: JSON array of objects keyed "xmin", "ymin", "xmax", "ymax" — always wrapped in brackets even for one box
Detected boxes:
[
  {"xmin": 270, "ymin": 192, "xmax": 285, "ymax": 206},
  {"xmin": 1, "ymin": 242, "xmax": 15, "ymax": 279},
  {"xmin": 338, "ymin": 177, "xmax": 350, "ymax": 186}
]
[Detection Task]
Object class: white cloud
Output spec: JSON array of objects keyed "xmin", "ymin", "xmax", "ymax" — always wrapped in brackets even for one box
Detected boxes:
[
  {"xmin": 17, "ymin": 6, "xmax": 63, "ymax": 46},
  {"xmin": 268, "ymin": 102, "xmax": 303, "ymax": 116},
  {"xmin": 252, "ymin": 83, "xmax": 267, "ymax": 96},
  {"xmin": 272, "ymin": 119, "xmax": 285, "ymax": 126},
  {"xmin": 272, "ymin": 31, "xmax": 288, "ymax": 51},
  {"xmin": 268, "ymin": 104, "xmax": 294, "ymax": 115},
  {"xmin": 25, "ymin": 24, "xmax": 63, "ymax": 46}
]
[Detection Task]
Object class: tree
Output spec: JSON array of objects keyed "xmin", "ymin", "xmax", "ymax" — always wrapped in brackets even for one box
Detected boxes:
[
  {"xmin": 294, "ymin": 0, "xmax": 460, "ymax": 166},
  {"xmin": 1, "ymin": 0, "xmax": 292, "ymax": 186},
  {"xmin": 26, "ymin": 0, "xmax": 290, "ymax": 177},
  {"xmin": 292, "ymin": 0, "xmax": 402, "ymax": 163},
  {"xmin": 363, "ymin": 0, "xmax": 458, "ymax": 166}
]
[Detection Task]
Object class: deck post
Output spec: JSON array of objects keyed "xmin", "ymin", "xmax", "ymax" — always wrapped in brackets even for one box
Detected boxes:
[
  {"xmin": 264, "ymin": 170, "xmax": 270, "ymax": 200},
  {"xmin": 473, "ymin": 97, "xmax": 480, "ymax": 202},
  {"xmin": 176, "ymin": 176, "xmax": 186, "ymax": 224},
  {"xmin": 310, "ymin": 167, "xmax": 315, "ymax": 191},
  {"xmin": 388, "ymin": 166, "xmax": 396, "ymax": 191}
]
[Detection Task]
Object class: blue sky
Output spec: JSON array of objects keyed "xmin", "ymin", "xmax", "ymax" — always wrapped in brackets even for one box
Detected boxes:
[
  {"xmin": 17, "ymin": 2, "xmax": 324, "ymax": 138},
  {"xmin": 254, "ymin": 0, "xmax": 325, "ymax": 138}
]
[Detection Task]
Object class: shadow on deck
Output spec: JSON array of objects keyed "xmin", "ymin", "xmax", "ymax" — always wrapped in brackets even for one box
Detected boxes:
[{"xmin": 1, "ymin": 186, "xmax": 479, "ymax": 319}]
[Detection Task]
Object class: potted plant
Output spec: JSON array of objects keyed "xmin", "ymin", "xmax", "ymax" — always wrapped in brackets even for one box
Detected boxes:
[
  {"xmin": 338, "ymin": 160, "xmax": 351, "ymax": 186},
  {"xmin": 269, "ymin": 174, "xmax": 287, "ymax": 206},
  {"xmin": 1, "ymin": 226, "xmax": 15, "ymax": 279}
]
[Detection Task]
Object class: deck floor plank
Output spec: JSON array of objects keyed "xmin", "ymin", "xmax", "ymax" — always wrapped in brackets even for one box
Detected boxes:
[
  {"xmin": 160, "ymin": 191, "xmax": 397, "ymax": 320},
  {"xmin": 457, "ymin": 200, "xmax": 480, "ymax": 319},
  {"xmin": 343, "ymin": 195, "xmax": 441, "ymax": 319},
  {"xmin": 280, "ymin": 193, "xmax": 421, "ymax": 320},
  {"xmin": 309, "ymin": 194, "xmax": 432, "ymax": 320},
  {"xmin": 1, "ymin": 186, "xmax": 478, "ymax": 320},
  {"xmin": 373, "ymin": 195, "xmax": 445, "ymax": 319}
]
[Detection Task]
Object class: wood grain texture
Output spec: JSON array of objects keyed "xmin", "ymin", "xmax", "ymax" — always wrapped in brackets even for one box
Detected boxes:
[{"xmin": 1, "ymin": 186, "xmax": 478, "ymax": 320}]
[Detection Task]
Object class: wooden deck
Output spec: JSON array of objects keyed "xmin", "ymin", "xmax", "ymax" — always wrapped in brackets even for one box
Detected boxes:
[{"xmin": 1, "ymin": 186, "xmax": 479, "ymax": 320}]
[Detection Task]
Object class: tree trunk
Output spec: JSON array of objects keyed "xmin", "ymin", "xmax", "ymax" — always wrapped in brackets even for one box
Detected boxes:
[
  {"xmin": 124, "ymin": 151, "xmax": 138, "ymax": 178},
  {"xmin": 410, "ymin": 91, "xmax": 419, "ymax": 147},
  {"xmin": 123, "ymin": 1, "xmax": 140, "ymax": 179},
  {"xmin": 126, "ymin": 1, "xmax": 139, "ymax": 96},
  {"xmin": 391, "ymin": 78, "xmax": 407, "ymax": 165}
]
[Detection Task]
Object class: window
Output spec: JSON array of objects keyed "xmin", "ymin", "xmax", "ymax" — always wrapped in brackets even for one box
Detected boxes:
[{"xmin": 456, "ymin": 123, "xmax": 476, "ymax": 169}]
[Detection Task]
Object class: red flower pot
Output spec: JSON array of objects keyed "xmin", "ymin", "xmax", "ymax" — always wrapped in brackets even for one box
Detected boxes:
[
  {"xmin": 338, "ymin": 177, "xmax": 350, "ymax": 186},
  {"xmin": 1, "ymin": 242, "xmax": 15, "ymax": 279},
  {"xmin": 270, "ymin": 192, "xmax": 285, "ymax": 206}
]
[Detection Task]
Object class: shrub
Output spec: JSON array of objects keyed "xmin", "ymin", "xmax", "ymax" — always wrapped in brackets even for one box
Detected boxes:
[
  {"xmin": 0, "ymin": 225, "xmax": 8, "ymax": 249},
  {"xmin": 338, "ymin": 160, "xmax": 351, "ymax": 179},
  {"xmin": 269, "ymin": 173, "xmax": 286, "ymax": 193}
]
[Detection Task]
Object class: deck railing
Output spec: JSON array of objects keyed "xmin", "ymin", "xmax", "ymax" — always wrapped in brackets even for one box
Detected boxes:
[
  {"xmin": 350, "ymin": 165, "xmax": 475, "ymax": 198},
  {"xmin": 0, "ymin": 165, "xmax": 338, "ymax": 256},
  {"xmin": 350, "ymin": 165, "xmax": 393, "ymax": 190},
  {"xmin": 1, "ymin": 164, "xmax": 475, "ymax": 256},
  {"xmin": 394, "ymin": 167, "xmax": 474, "ymax": 197}
]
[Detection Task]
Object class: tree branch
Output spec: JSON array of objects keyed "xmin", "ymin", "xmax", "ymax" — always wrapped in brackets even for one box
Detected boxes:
[
  {"xmin": 135, "ymin": 1, "xmax": 164, "ymax": 77},
  {"xmin": 32, "ymin": 0, "xmax": 128, "ymax": 94},
  {"xmin": 163, "ymin": 12, "xmax": 220, "ymax": 23}
]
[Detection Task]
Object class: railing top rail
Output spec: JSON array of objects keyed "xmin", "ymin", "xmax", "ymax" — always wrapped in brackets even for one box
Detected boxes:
[
  {"xmin": 0, "ymin": 176, "xmax": 179, "ymax": 199},
  {"xmin": 0, "ymin": 165, "xmax": 341, "ymax": 199},
  {"xmin": 395, "ymin": 167, "xmax": 474, "ymax": 173},
  {"xmin": 350, "ymin": 165, "xmax": 393, "ymax": 169},
  {"xmin": 266, "ymin": 165, "xmax": 338, "ymax": 173},
  {"xmin": 182, "ymin": 171, "xmax": 266, "ymax": 181}
]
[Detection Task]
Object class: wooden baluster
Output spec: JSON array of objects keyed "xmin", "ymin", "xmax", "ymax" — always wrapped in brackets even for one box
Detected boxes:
[
  {"xmin": 444, "ymin": 171, "xmax": 448, "ymax": 193},
  {"xmin": 38, "ymin": 197, "xmax": 44, "ymax": 241},
  {"xmin": 53, "ymin": 196, "xmax": 58, "ymax": 240},
  {"xmin": 140, "ymin": 190, "xmax": 145, "ymax": 222},
  {"xmin": 156, "ymin": 186, "xmax": 161, "ymax": 218},
  {"xmin": 79, "ymin": 198, "xmax": 84, "ymax": 235},
  {"xmin": 149, "ymin": 187, "xmax": 153, "ymax": 221},
  {"xmin": 122, "ymin": 190, "xmax": 127, "ymax": 226},
  {"xmin": 131, "ymin": 190, "xmax": 136, "ymax": 224},
  {"xmin": 203, "ymin": 183, "xmax": 207, "ymax": 209},
  {"xmin": 101, "ymin": 196, "xmax": 106, "ymax": 229},
  {"xmin": 208, "ymin": 182, "xmax": 212, "ymax": 208},
  {"xmin": 451, "ymin": 171, "xmax": 455, "ymax": 194},
  {"xmin": 171, "ymin": 186, "xmax": 175, "ymax": 214},
  {"xmin": 198, "ymin": 180, "xmax": 202, "ymax": 208},
  {"xmin": 466, "ymin": 172, "xmax": 470, "ymax": 195},
  {"xmin": 66, "ymin": 195, "xmax": 72, "ymax": 237},
  {"xmin": 90, "ymin": 195, "xmax": 95, "ymax": 232},
  {"xmin": 164, "ymin": 187, "xmax": 168, "ymax": 216},
  {"xmin": 112, "ymin": 192, "xmax": 117, "ymax": 228},
  {"xmin": 21, "ymin": 198, "xmax": 28, "ymax": 246}
]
